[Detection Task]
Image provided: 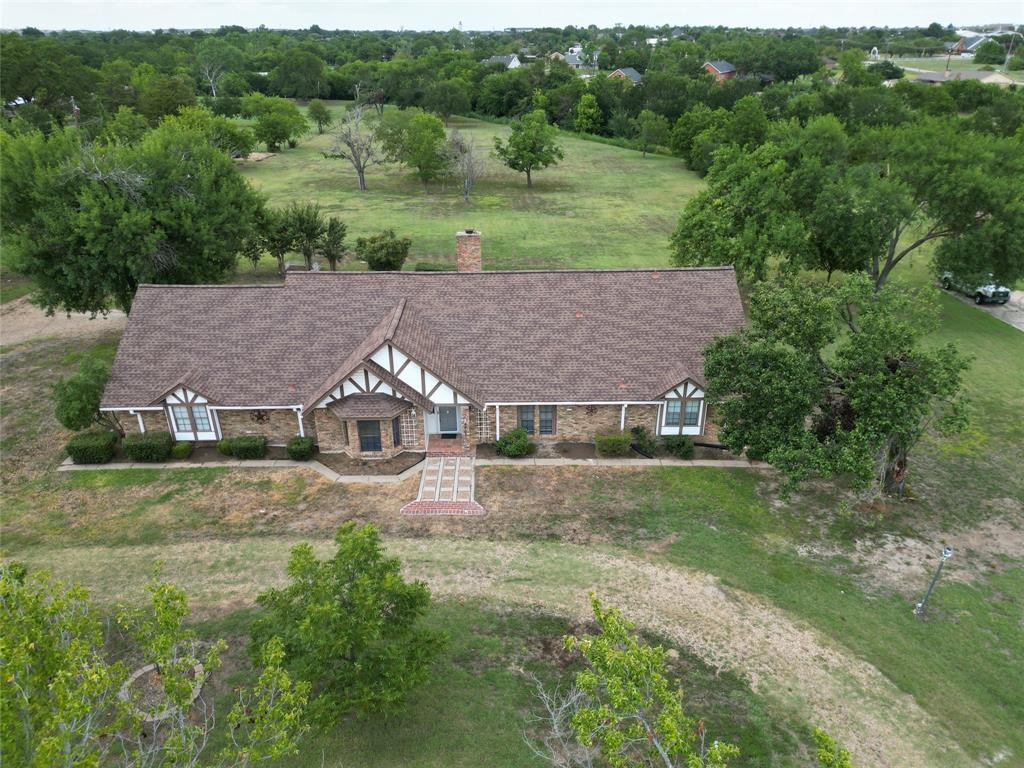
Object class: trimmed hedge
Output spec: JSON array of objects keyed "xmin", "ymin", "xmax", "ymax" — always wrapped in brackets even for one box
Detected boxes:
[
  {"xmin": 495, "ymin": 427, "xmax": 534, "ymax": 458},
  {"xmin": 229, "ymin": 435, "xmax": 267, "ymax": 460},
  {"xmin": 595, "ymin": 432, "xmax": 632, "ymax": 457},
  {"xmin": 171, "ymin": 441, "xmax": 194, "ymax": 460},
  {"xmin": 287, "ymin": 436, "xmax": 315, "ymax": 461},
  {"xmin": 66, "ymin": 431, "xmax": 118, "ymax": 464},
  {"xmin": 123, "ymin": 431, "xmax": 173, "ymax": 462},
  {"xmin": 412, "ymin": 261, "xmax": 454, "ymax": 272},
  {"xmin": 217, "ymin": 438, "xmax": 233, "ymax": 456},
  {"xmin": 663, "ymin": 435, "xmax": 694, "ymax": 459}
]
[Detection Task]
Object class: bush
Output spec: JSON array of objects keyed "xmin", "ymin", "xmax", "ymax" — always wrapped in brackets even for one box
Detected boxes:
[
  {"xmin": 171, "ymin": 441, "xmax": 194, "ymax": 460},
  {"xmin": 230, "ymin": 435, "xmax": 268, "ymax": 459},
  {"xmin": 287, "ymin": 436, "xmax": 315, "ymax": 461},
  {"xmin": 123, "ymin": 431, "xmax": 173, "ymax": 462},
  {"xmin": 630, "ymin": 425, "xmax": 658, "ymax": 456},
  {"xmin": 66, "ymin": 431, "xmax": 118, "ymax": 464},
  {"xmin": 663, "ymin": 435, "xmax": 694, "ymax": 459},
  {"xmin": 217, "ymin": 438, "xmax": 233, "ymax": 456},
  {"xmin": 595, "ymin": 432, "xmax": 632, "ymax": 457},
  {"xmin": 412, "ymin": 261, "xmax": 454, "ymax": 272},
  {"xmin": 495, "ymin": 427, "xmax": 534, "ymax": 458},
  {"xmin": 355, "ymin": 229, "xmax": 412, "ymax": 271}
]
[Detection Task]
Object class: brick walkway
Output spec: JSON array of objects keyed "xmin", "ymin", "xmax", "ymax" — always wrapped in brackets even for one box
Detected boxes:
[{"xmin": 399, "ymin": 456, "xmax": 485, "ymax": 516}]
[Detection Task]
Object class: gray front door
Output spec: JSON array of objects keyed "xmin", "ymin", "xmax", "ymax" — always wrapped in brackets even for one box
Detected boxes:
[{"xmin": 438, "ymin": 406, "xmax": 458, "ymax": 433}]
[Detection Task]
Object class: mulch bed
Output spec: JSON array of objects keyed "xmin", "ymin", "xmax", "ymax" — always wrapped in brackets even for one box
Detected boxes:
[
  {"xmin": 316, "ymin": 450, "xmax": 424, "ymax": 476},
  {"xmin": 475, "ymin": 441, "xmax": 737, "ymax": 461}
]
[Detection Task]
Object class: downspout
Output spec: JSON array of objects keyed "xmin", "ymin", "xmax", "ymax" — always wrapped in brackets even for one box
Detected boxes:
[
  {"xmin": 296, "ymin": 408, "xmax": 305, "ymax": 438},
  {"xmin": 620, "ymin": 404, "xmax": 627, "ymax": 431},
  {"xmin": 495, "ymin": 405, "xmax": 501, "ymax": 441}
]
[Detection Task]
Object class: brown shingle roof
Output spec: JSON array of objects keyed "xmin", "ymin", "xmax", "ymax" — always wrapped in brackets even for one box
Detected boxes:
[
  {"xmin": 101, "ymin": 268, "xmax": 744, "ymax": 409},
  {"xmin": 328, "ymin": 394, "xmax": 411, "ymax": 419}
]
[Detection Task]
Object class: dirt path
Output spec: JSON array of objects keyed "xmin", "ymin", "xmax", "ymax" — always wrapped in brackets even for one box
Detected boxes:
[
  {"xmin": 0, "ymin": 296, "xmax": 126, "ymax": 347},
  {"xmin": 20, "ymin": 536, "xmax": 973, "ymax": 768}
]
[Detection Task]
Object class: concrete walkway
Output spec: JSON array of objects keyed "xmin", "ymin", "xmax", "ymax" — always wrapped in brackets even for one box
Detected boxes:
[{"xmin": 400, "ymin": 456, "xmax": 485, "ymax": 516}]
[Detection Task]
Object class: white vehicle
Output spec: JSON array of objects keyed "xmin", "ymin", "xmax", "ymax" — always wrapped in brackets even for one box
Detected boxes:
[{"xmin": 940, "ymin": 271, "xmax": 1011, "ymax": 305}]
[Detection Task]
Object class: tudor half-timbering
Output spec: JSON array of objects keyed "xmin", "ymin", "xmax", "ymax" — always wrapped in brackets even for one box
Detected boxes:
[{"xmin": 100, "ymin": 230, "xmax": 745, "ymax": 458}]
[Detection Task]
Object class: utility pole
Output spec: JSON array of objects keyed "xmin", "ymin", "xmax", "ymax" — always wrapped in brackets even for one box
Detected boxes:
[{"xmin": 914, "ymin": 546, "xmax": 953, "ymax": 617}]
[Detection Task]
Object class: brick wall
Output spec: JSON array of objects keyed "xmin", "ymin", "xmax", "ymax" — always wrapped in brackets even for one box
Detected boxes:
[
  {"xmin": 487, "ymin": 404, "xmax": 661, "ymax": 443},
  {"xmin": 314, "ymin": 408, "xmax": 347, "ymax": 452},
  {"xmin": 119, "ymin": 410, "xmax": 170, "ymax": 435},
  {"xmin": 216, "ymin": 409, "xmax": 301, "ymax": 445}
]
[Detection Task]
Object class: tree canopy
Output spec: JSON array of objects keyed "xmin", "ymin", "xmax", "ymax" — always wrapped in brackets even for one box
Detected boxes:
[{"xmin": 493, "ymin": 109, "xmax": 564, "ymax": 188}]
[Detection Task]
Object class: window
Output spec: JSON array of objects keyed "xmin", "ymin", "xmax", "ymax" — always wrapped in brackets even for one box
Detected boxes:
[
  {"xmin": 539, "ymin": 405, "xmax": 555, "ymax": 435},
  {"xmin": 684, "ymin": 400, "xmax": 701, "ymax": 427},
  {"xmin": 392, "ymin": 416, "xmax": 402, "ymax": 447},
  {"xmin": 172, "ymin": 405, "xmax": 192, "ymax": 432},
  {"xmin": 191, "ymin": 406, "xmax": 211, "ymax": 432},
  {"xmin": 518, "ymin": 405, "xmax": 535, "ymax": 434},
  {"xmin": 357, "ymin": 420, "xmax": 382, "ymax": 452},
  {"xmin": 665, "ymin": 400, "xmax": 681, "ymax": 426}
]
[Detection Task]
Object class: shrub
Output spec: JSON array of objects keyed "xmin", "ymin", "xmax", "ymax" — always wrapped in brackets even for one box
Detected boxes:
[
  {"xmin": 170, "ymin": 441, "xmax": 194, "ymax": 460},
  {"xmin": 123, "ymin": 431, "xmax": 173, "ymax": 462},
  {"xmin": 217, "ymin": 438, "xmax": 233, "ymax": 456},
  {"xmin": 595, "ymin": 432, "xmax": 632, "ymax": 457},
  {"xmin": 630, "ymin": 425, "xmax": 658, "ymax": 456},
  {"xmin": 355, "ymin": 229, "xmax": 411, "ymax": 271},
  {"xmin": 230, "ymin": 435, "xmax": 268, "ymax": 459},
  {"xmin": 495, "ymin": 427, "xmax": 533, "ymax": 458},
  {"xmin": 287, "ymin": 436, "xmax": 315, "ymax": 461},
  {"xmin": 66, "ymin": 431, "xmax": 118, "ymax": 464},
  {"xmin": 412, "ymin": 261, "xmax": 454, "ymax": 272},
  {"xmin": 663, "ymin": 435, "xmax": 694, "ymax": 459}
]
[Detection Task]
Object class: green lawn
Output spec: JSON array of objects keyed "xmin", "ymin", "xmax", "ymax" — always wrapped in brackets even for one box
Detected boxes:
[
  {"xmin": 239, "ymin": 102, "xmax": 701, "ymax": 271},
  {"xmin": 894, "ymin": 56, "xmax": 1024, "ymax": 82}
]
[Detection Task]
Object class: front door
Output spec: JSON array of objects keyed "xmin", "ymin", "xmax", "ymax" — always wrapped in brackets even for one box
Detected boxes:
[{"xmin": 437, "ymin": 406, "xmax": 458, "ymax": 434}]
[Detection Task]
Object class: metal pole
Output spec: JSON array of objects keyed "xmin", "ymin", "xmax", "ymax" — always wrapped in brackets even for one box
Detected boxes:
[{"xmin": 914, "ymin": 546, "xmax": 953, "ymax": 616}]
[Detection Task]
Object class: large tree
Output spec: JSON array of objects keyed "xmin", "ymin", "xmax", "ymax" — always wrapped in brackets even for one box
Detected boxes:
[
  {"xmin": 323, "ymin": 104, "xmax": 382, "ymax": 191},
  {"xmin": 269, "ymin": 49, "xmax": 326, "ymax": 98},
  {"xmin": 250, "ymin": 523, "xmax": 446, "ymax": 722},
  {"xmin": 194, "ymin": 37, "xmax": 244, "ymax": 97},
  {"xmin": 380, "ymin": 109, "xmax": 451, "ymax": 190},
  {"xmin": 423, "ymin": 78, "xmax": 471, "ymax": 127},
  {"xmin": 671, "ymin": 116, "xmax": 1024, "ymax": 289},
  {"xmin": 493, "ymin": 109, "xmax": 564, "ymax": 188},
  {"xmin": 703, "ymin": 275, "xmax": 968, "ymax": 497},
  {"xmin": 1, "ymin": 121, "xmax": 262, "ymax": 314}
]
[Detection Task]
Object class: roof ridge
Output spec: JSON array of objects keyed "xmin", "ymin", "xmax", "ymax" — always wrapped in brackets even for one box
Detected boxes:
[
  {"xmin": 285, "ymin": 266, "xmax": 737, "ymax": 276},
  {"xmin": 384, "ymin": 298, "xmax": 406, "ymax": 341}
]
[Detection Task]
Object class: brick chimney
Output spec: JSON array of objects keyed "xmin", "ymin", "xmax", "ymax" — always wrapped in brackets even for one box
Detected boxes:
[{"xmin": 456, "ymin": 229, "xmax": 482, "ymax": 272}]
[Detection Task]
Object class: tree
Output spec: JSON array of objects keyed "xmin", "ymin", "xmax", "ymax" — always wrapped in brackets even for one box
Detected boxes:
[
  {"xmin": 447, "ymin": 129, "xmax": 486, "ymax": 202},
  {"xmin": 813, "ymin": 729, "xmax": 854, "ymax": 768},
  {"xmin": 323, "ymin": 104, "xmax": 382, "ymax": 191},
  {"xmin": 287, "ymin": 201, "xmax": 325, "ymax": 270},
  {"xmin": 102, "ymin": 105, "xmax": 149, "ymax": 145},
  {"xmin": 973, "ymin": 39, "xmax": 1006, "ymax": 65},
  {"xmin": 573, "ymin": 93, "xmax": 603, "ymax": 134},
  {"xmin": 194, "ymin": 37, "xmax": 244, "ymax": 97},
  {"xmin": 254, "ymin": 101, "xmax": 308, "ymax": 151},
  {"xmin": 529, "ymin": 595, "xmax": 738, "ymax": 768},
  {"xmin": 262, "ymin": 208, "xmax": 297, "ymax": 275},
  {"xmin": 355, "ymin": 229, "xmax": 412, "ymax": 271},
  {"xmin": 632, "ymin": 108, "xmax": 670, "ymax": 157},
  {"xmin": 424, "ymin": 78, "xmax": 471, "ymax": 127},
  {"xmin": 269, "ymin": 49, "xmax": 326, "ymax": 98},
  {"xmin": 2, "ymin": 122, "xmax": 262, "ymax": 314},
  {"xmin": 307, "ymin": 98, "xmax": 332, "ymax": 134},
  {"xmin": 493, "ymin": 109, "xmax": 564, "ymax": 188},
  {"xmin": 702, "ymin": 275, "xmax": 968, "ymax": 497},
  {"xmin": 52, "ymin": 358, "xmax": 125, "ymax": 436},
  {"xmin": 166, "ymin": 105, "xmax": 256, "ymax": 157},
  {"xmin": 250, "ymin": 523, "xmax": 445, "ymax": 722},
  {"xmin": 320, "ymin": 216, "xmax": 348, "ymax": 270},
  {"xmin": 0, "ymin": 564, "xmax": 308, "ymax": 768},
  {"xmin": 386, "ymin": 110, "xmax": 451, "ymax": 190},
  {"xmin": 136, "ymin": 74, "xmax": 196, "ymax": 123}
]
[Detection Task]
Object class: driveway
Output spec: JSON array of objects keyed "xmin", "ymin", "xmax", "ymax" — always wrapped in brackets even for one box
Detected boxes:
[{"xmin": 950, "ymin": 289, "xmax": 1024, "ymax": 332}]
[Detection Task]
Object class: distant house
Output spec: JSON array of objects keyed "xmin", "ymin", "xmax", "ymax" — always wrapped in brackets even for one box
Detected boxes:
[
  {"xmin": 703, "ymin": 60, "xmax": 737, "ymax": 82},
  {"xmin": 549, "ymin": 51, "xmax": 566, "ymax": 62},
  {"xmin": 610, "ymin": 67, "xmax": 643, "ymax": 84},
  {"xmin": 948, "ymin": 35, "xmax": 994, "ymax": 54},
  {"xmin": 913, "ymin": 70, "xmax": 1014, "ymax": 87},
  {"xmin": 481, "ymin": 54, "xmax": 521, "ymax": 70}
]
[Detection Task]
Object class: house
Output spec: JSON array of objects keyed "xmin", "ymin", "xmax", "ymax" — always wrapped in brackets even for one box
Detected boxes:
[
  {"xmin": 481, "ymin": 54, "xmax": 521, "ymax": 69},
  {"xmin": 913, "ymin": 70, "xmax": 1014, "ymax": 87},
  {"xmin": 609, "ymin": 67, "xmax": 643, "ymax": 84},
  {"xmin": 100, "ymin": 231, "xmax": 745, "ymax": 460},
  {"xmin": 703, "ymin": 60, "xmax": 737, "ymax": 82}
]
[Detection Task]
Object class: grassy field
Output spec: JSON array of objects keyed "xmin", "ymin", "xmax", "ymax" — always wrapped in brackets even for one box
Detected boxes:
[
  {"xmin": 238, "ymin": 102, "xmax": 701, "ymax": 271},
  {"xmin": 2, "ymin": 123, "xmax": 1023, "ymax": 767},
  {"xmin": 893, "ymin": 56, "xmax": 1024, "ymax": 82}
]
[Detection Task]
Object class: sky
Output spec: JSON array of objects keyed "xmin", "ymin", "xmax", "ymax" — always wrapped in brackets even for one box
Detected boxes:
[{"xmin": 0, "ymin": 0, "xmax": 1020, "ymax": 33}]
